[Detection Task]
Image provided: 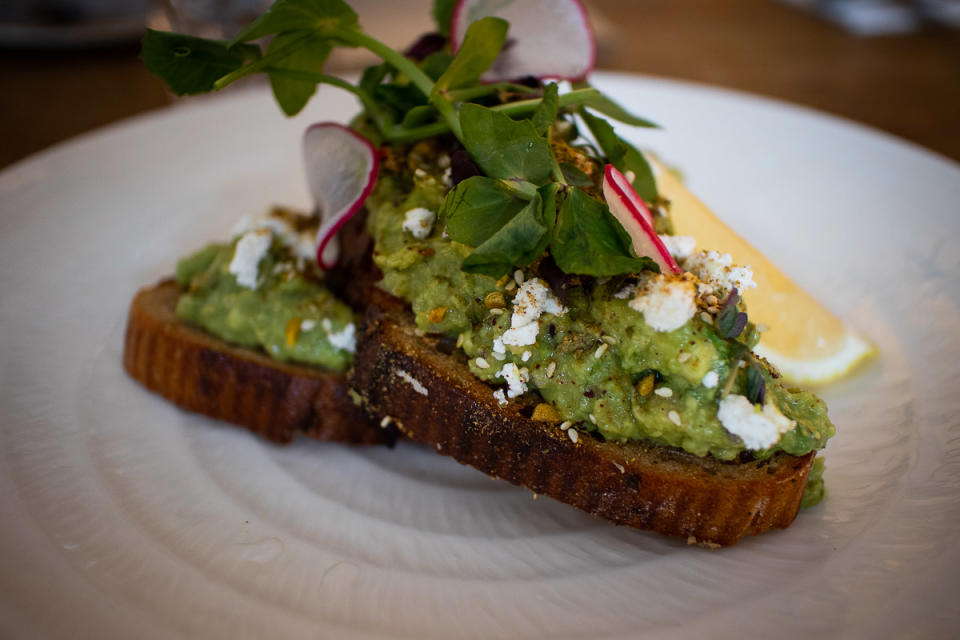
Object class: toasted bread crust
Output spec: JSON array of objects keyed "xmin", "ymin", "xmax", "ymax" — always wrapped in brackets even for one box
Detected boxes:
[
  {"xmin": 351, "ymin": 304, "xmax": 815, "ymax": 546},
  {"xmin": 123, "ymin": 280, "xmax": 386, "ymax": 445}
]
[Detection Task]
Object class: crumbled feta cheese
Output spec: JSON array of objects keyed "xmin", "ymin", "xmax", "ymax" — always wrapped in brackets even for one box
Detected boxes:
[
  {"xmin": 521, "ymin": 350, "xmax": 532, "ymax": 362},
  {"xmin": 229, "ymin": 229, "xmax": 272, "ymax": 289},
  {"xmin": 613, "ymin": 284, "xmax": 636, "ymax": 300},
  {"xmin": 658, "ymin": 234, "xmax": 696, "ymax": 260},
  {"xmin": 401, "ymin": 207, "xmax": 436, "ymax": 239},
  {"xmin": 493, "ymin": 389, "xmax": 508, "ymax": 406},
  {"xmin": 394, "ymin": 368, "xmax": 428, "ymax": 396},
  {"xmin": 682, "ymin": 250, "xmax": 756, "ymax": 294},
  {"xmin": 627, "ymin": 274, "xmax": 697, "ymax": 332},
  {"xmin": 717, "ymin": 394, "xmax": 797, "ymax": 450},
  {"xmin": 496, "ymin": 362, "xmax": 529, "ymax": 398},
  {"xmin": 321, "ymin": 318, "xmax": 355, "ymax": 352},
  {"xmin": 701, "ymin": 371, "xmax": 719, "ymax": 388},
  {"xmin": 300, "ymin": 319, "xmax": 317, "ymax": 332},
  {"xmin": 492, "ymin": 336, "xmax": 506, "ymax": 354},
  {"xmin": 501, "ymin": 278, "xmax": 566, "ymax": 348},
  {"xmin": 233, "ymin": 213, "xmax": 315, "ymax": 261}
]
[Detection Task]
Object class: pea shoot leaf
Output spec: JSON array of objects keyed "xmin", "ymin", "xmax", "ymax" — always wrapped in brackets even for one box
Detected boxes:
[
  {"xmin": 460, "ymin": 103, "xmax": 554, "ymax": 184},
  {"xmin": 267, "ymin": 32, "xmax": 331, "ymax": 115},
  {"xmin": 230, "ymin": 0, "xmax": 358, "ymax": 44},
  {"xmin": 575, "ymin": 85, "xmax": 659, "ymax": 128},
  {"xmin": 432, "ymin": 0, "xmax": 457, "ymax": 37},
  {"xmin": 433, "ymin": 17, "xmax": 508, "ymax": 93},
  {"xmin": 550, "ymin": 186, "xmax": 659, "ymax": 276},
  {"xmin": 746, "ymin": 364, "xmax": 767, "ymax": 405},
  {"xmin": 462, "ymin": 194, "xmax": 553, "ymax": 279},
  {"xmin": 580, "ymin": 109, "xmax": 658, "ymax": 202},
  {"xmin": 140, "ymin": 30, "xmax": 260, "ymax": 95},
  {"xmin": 531, "ymin": 82, "xmax": 559, "ymax": 136},
  {"xmin": 716, "ymin": 288, "xmax": 748, "ymax": 339},
  {"xmin": 440, "ymin": 177, "xmax": 529, "ymax": 246}
]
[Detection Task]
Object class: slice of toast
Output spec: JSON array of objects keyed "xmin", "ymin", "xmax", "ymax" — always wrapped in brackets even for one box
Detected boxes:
[
  {"xmin": 350, "ymin": 303, "xmax": 816, "ymax": 547},
  {"xmin": 123, "ymin": 280, "xmax": 388, "ymax": 445}
]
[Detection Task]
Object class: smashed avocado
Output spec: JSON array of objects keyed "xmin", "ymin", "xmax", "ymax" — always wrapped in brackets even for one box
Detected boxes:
[
  {"xmin": 366, "ymin": 154, "xmax": 834, "ymax": 463},
  {"xmin": 175, "ymin": 233, "xmax": 356, "ymax": 373}
]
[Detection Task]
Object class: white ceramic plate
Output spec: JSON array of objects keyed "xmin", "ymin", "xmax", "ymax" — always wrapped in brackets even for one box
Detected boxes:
[{"xmin": 1, "ymin": 73, "xmax": 958, "ymax": 639}]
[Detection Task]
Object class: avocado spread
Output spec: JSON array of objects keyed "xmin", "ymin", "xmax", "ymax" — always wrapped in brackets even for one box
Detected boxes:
[
  {"xmin": 174, "ymin": 210, "xmax": 357, "ymax": 373},
  {"xmin": 366, "ymin": 148, "xmax": 834, "ymax": 464}
]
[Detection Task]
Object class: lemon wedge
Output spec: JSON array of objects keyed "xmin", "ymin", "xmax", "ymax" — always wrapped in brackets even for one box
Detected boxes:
[{"xmin": 652, "ymin": 159, "xmax": 876, "ymax": 385}]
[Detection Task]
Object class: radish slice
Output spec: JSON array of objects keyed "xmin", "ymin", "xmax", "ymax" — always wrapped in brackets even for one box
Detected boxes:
[
  {"xmin": 303, "ymin": 123, "xmax": 379, "ymax": 269},
  {"xmin": 451, "ymin": 0, "xmax": 595, "ymax": 82},
  {"xmin": 602, "ymin": 164, "xmax": 683, "ymax": 275}
]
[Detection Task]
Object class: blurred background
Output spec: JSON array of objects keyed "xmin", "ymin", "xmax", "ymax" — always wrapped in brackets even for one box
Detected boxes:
[{"xmin": 1, "ymin": 0, "xmax": 958, "ymax": 169}]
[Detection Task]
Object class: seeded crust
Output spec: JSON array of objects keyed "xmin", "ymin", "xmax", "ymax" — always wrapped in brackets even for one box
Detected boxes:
[
  {"xmin": 123, "ymin": 280, "xmax": 386, "ymax": 445},
  {"xmin": 350, "ymin": 303, "xmax": 816, "ymax": 547}
]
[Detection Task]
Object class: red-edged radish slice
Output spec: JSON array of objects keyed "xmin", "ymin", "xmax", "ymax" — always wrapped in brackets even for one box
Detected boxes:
[
  {"xmin": 602, "ymin": 164, "xmax": 683, "ymax": 275},
  {"xmin": 303, "ymin": 123, "xmax": 379, "ymax": 269},
  {"xmin": 451, "ymin": 0, "xmax": 595, "ymax": 82}
]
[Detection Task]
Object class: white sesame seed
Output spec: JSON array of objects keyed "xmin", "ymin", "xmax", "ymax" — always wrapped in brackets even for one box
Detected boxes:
[
  {"xmin": 601, "ymin": 335, "xmax": 617, "ymax": 345},
  {"xmin": 379, "ymin": 416, "xmax": 392, "ymax": 428},
  {"xmin": 654, "ymin": 387, "xmax": 674, "ymax": 398},
  {"xmin": 594, "ymin": 343, "xmax": 609, "ymax": 358},
  {"xmin": 559, "ymin": 420, "xmax": 573, "ymax": 430},
  {"xmin": 700, "ymin": 312, "xmax": 713, "ymax": 324},
  {"xmin": 505, "ymin": 280, "xmax": 517, "ymax": 292},
  {"xmin": 514, "ymin": 269, "xmax": 525, "ymax": 286},
  {"xmin": 475, "ymin": 357, "xmax": 490, "ymax": 369},
  {"xmin": 668, "ymin": 410, "xmax": 682, "ymax": 426},
  {"xmin": 613, "ymin": 462, "xmax": 625, "ymax": 474},
  {"xmin": 521, "ymin": 350, "xmax": 532, "ymax": 362},
  {"xmin": 414, "ymin": 328, "xmax": 426, "ymax": 336},
  {"xmin": 546, "ymin": 361, "xmax": 557, "ymax": 378},
  {"xmin": 489, "ymin": 307, "xmax": 505, "ymax": 315},
  {"xmin": 567, "ymin": 428, "xmax": 579, "ymax": 443},
  {"xmin": 455, "ymin": 333, "xmax": 465, "ymax": 348},
  {"xmin": 589, "ymin": 413, "xmax": 597, "ymax": 425},
  {"xmin": 677, "ymin": 352, "xmax": 691, "ymax": 363}
]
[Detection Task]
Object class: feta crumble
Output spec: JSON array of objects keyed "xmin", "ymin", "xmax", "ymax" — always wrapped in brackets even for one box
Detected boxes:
[
  {"xmin": 682, "ymin": 250, "xmax": 756, "ymax": 294},
  {"xmin": 717, "ymin": 394, "xmax": 797, "ymax": 450},
  {"xmin": 232, "ymin": 213, "xmax": 315, "ymax": 261},
  {"xmin": 658, "ymin": 234, "xmax": 696, "ymax": 260},
  {"xmin": 300, "ymin": 319, "xmax": 317, "ymax": 332},
  {"xmin": 493, "ymin": 389, "xmax": 508, "ymax": 406},
  {"xmin": 701, "ymin": 371, "xmax": 719, "ymax": 388},
  {"xmin": 229, "ymin": 229, "xmax": 272, "ymax": 289},
  {"xmin": 502, "ymin": 278, "xmax": 567, "ymax": 348},
  {"xmin": 627, "ymin": 274, "xmax": 697, "ymax": 332},
  {"xmin": 496, "ymin": 362, "xmax": 529, "ymax": 398},
  {"xmin": 321, "ymin": 318, "xmax": 356, "ymax": 353},
  {"xmin": 394, "ymin": 368, "xmax": 429, "ymax": 396},
  {"xmin": 401, "ymin": 207, "xmax": 436, "ymax": 239}
]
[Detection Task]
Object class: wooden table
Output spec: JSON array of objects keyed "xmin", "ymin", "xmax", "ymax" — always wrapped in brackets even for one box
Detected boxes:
[{"xmin": 2, "ymin": 0, "xmax": 958, "ymax": 170}]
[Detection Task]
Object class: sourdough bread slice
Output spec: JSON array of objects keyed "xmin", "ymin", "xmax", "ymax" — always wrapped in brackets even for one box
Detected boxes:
[
  {"xmin": 350, "ymin": 303, "xmax": 816, "ymax": 547},
  {"xmin": 123, "ymin": 280, "xmax": 387, "ymax": 445}
]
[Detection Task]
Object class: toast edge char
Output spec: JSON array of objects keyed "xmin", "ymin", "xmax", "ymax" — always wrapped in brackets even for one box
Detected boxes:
[
  {"xmin": 123, "ymin": 280, "xmax": 387, "ymax": 445},
  {"xmin": 350, "ymin": 303, "xmax": 816, "ymax": 547}
]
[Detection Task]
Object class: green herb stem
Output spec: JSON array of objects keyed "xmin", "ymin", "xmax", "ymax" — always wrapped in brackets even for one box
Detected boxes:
[{"xmin": 212, "ymin": 32, "xmax": 314, "ymax": 90}]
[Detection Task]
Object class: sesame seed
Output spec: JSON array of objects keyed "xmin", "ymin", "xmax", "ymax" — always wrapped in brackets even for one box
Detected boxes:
[
  {"xmin": 654, "ymin": 387, "xmax": 674, "ymax": 398},
  {"xmin": 514, "ymin": 269, "xmax": 525, "ymax": 286},
  {"xmin": 589, "ymin": 413, "xmax": 597, "ymax": 424},
  {"xmin": 455, "ymin": 333, "xmax": 465, "ymax": 348},
  {"xmin": 613, "ymin": 462, "xmax": 625, "ymax": 474},
  {"xmin": 594, "ymin": 343, "xmax": 609, "ymax": 358},
  {"xmin": 700, "ymin": 312, "xmax": 713, "ymax": 324},
  {"xmin": 704, "ymin": 294, "xmax": 719, "ymax": 306},
  {"xmin": 567, "ymin": 428, "xmax": 579, "ymax": 443},
  {"xmin": 601, "ymin": 335, "xmax": 618, "ymax": 345},
  {"xmin": 668, "ymin": 410, "xmax": 682, "ymax": 426},
  {"xmin": 522, "ymin": 350, "xmax": 532, "ymax": 362},
  {"xmin": 379, "ymin": 416, "xmax": 392, "ymax": 428},
  {"xmin": 489, "ymin": 307, "xmax": 504, "ymax": 315},
  {"xmin": 475, "ymin": 357, "xmax": 490, "ymax": 369},
  {"xmin": 546, "ymin": 361, "xmax": 557, "ymax": 378},
  {"xmin": 559, "ymin": 420, "xmax": 573, "ymax": 430},
  {"xmin": 677, "ymin": 352, "xmax": 691, "ymax": 363},
  {"xmin": 414, "ymin": 328, "xmax": 426, "ymax": 336},
  {"xmin": 505, "ymin": 280, "xmax": 517, "ymax": 292}
]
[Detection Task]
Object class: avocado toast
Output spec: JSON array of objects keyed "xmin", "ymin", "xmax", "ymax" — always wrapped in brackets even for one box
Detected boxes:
[{"xmin": 135, "ymin": 0, "xmax": 835, "ymax": 545}]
